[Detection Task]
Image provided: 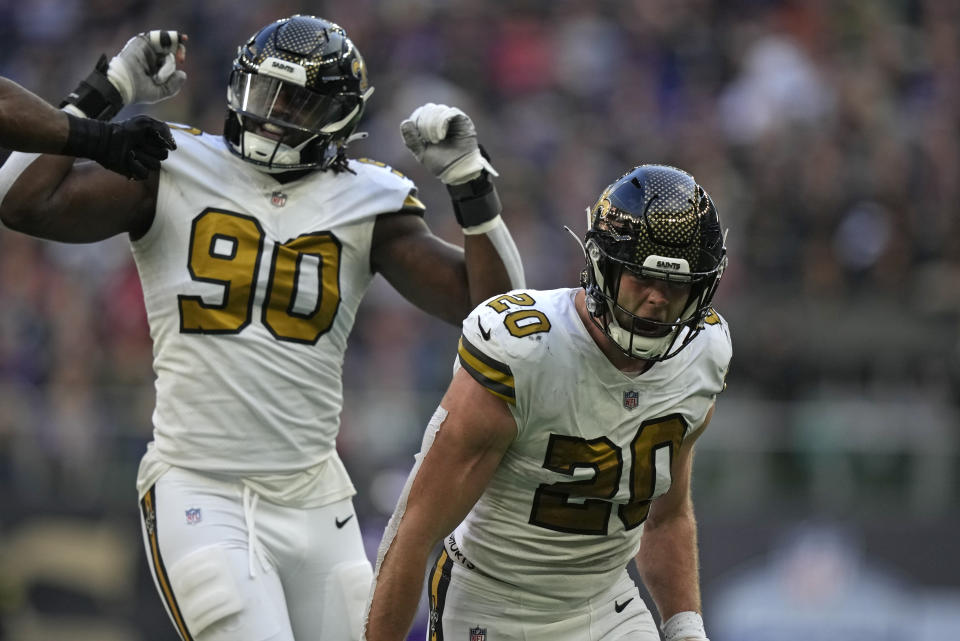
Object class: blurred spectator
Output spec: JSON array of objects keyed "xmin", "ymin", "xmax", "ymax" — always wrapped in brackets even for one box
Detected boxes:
[{"xmin": 708, "ymin": 523, "xmax": 960, "ymax": 641}]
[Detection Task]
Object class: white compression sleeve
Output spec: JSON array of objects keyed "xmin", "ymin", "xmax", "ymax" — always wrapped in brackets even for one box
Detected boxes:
[
  {"xmin": 0, "ymin": 105, "xmax": 85, "ymax": 211},
  {"xmin": 361, "ymin": 406, "xmax": 448, "ymax": 639},
  {"xmin": 0, "ymin": 151, "xmax": 41, "ymax": 211},
  {"xmin": 462, "ymin": 214, "xmax": 526, "ymax": 289}
]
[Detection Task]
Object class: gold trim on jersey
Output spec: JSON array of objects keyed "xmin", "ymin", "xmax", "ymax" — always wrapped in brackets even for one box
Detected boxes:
[
  {"xmin": 356, "ymin": 157, "xmax": 409, "ymax": 180},
  {"xmin": 168, "ymin": 123, "xmax": 203, "ymax": 136},
  {"xmin": 141, "ymin": 487, "xmax": 194, "ymax": 641},
  {"xmin": 458, "ymin": 335, "xmax": 516, "ymax": 404},
  {"xmin": 402, "ymin": 193, "xmax": 426, "ymax": 212}
]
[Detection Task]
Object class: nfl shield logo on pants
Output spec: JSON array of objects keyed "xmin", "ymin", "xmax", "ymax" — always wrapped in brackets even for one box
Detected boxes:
[
  {"xmin": 469, "ymin": 627, "xmax": 486, "ymax": 641},
  {"xmin": 623, "ymin": 390, "xmax": 639, "ymax": 410}
]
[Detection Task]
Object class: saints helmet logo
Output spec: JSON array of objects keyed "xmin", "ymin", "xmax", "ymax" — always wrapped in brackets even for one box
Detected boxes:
[
  {"xmin": 594, "ymin": 195, "xmax": 612, "ymax": 219},
  {"xmin": 351, "ymin": 57, "xmax": 368, "ymax": 91}
]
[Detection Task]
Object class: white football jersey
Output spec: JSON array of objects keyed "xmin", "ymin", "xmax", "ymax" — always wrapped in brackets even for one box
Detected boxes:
[
  {"xmin": 131, "ymin": 126, "xmax": 423, "ymax": 488},
  {"xmin": 450, "ymin": 287, "xmax": 732, "ymax": 606}
]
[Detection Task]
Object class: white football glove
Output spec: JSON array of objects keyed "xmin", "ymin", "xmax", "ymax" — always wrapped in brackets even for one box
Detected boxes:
[
  {"xmin": 107, "ymin": 30, "xmax": 187, "ymax": 106},
  {"xmin": 400, "ymin": 103, "xmax": 498, "ymax": 185}
]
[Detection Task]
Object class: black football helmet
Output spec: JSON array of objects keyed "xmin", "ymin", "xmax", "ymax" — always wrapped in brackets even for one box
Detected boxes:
[
  {"xmin": 581, "ymin": 165, "xmax": 727, "ymax": 361},
  {"xmin": 223, "ymin": 15, "xmax": 372, "ymax": 172}
]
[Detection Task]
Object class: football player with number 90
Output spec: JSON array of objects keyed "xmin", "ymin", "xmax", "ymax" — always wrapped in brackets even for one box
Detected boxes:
[{"xmin": 0, "ymin": 15, "xmax": 524, "ymax": 641}]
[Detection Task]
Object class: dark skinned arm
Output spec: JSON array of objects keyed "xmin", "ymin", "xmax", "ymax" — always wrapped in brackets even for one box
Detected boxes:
[
  {"xmin": 0, "ymin": 153, "xmax": 157, "ymax": 242},
  {"xmin": 0, "ymin": 77, "xmax": 73, "ymax": 153},
  {"xmin": 370, "ymin": 213, "xmax": 512, "ymax": 325}
]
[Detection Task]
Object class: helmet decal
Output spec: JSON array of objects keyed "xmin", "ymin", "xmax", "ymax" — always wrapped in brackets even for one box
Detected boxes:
[{"xmin": 351, "ymin": 56, "xmax": 368, "ymax": 92}]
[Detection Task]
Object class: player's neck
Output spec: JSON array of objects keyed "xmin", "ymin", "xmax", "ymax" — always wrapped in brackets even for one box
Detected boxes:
[{"xmin": 574, "ymin": 290, "xmax": 653, "ymax": 375}]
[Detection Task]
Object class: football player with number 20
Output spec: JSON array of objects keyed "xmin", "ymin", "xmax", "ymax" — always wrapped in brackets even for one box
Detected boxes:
[{"xmin": 365, "ymin": 165, "xmax": 731, "ymax": 641}]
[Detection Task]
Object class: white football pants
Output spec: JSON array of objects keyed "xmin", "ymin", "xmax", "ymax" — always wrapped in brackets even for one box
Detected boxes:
[
  {"xmin": 138, "ymin": 466, "xmax": 372, "ymax": 641},
  {"xmin": 427, "ymin": 545, "xmax": 660, "ymax": 641}
]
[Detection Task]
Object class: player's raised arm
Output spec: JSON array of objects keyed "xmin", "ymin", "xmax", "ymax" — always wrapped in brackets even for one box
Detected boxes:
[
  {"xmin": 371, "ymin": 103, "xmax": 525, "ymax": 324},
  {"xmin": 363, "ymin": 367, "xmax": 517, "ymax": 641},
  {"xmin": 0, "ymin": 31, "xmax": 186, "ymax": 241}
]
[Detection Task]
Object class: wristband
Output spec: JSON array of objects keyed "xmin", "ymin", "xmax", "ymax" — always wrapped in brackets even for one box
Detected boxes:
[
  {"xmin": 661, "ymin": 611, "xmax": 708, "ymax": 641},
  {"xmin": 59, "ymin": 54, "xmax": 124, "ymax": 121},
  {"xmin": 446, "ymin": 170, "xmax": 502, "ymax": 228}
]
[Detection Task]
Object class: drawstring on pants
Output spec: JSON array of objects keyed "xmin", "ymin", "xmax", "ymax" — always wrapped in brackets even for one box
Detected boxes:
[{"xmin": 242, "ymin": 484, "xmax": 270, "ymax": 578}]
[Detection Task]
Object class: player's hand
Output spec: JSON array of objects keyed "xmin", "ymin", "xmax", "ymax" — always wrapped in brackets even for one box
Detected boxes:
[
  {"xmin": 400, "ymin": 103, "xmax": 498, "ymax": 185},
  {"xmin": 93, "ymin": 115, "xmax": 176, "ymax": 180},
  {"xmin": 106, "ymin": 31, "xmax": 188, "ymax": 106}
]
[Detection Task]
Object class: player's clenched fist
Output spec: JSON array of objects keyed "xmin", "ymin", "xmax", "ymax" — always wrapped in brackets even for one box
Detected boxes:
[
  {"xmin": 107, "ymin": 30, "xmax": 189, "ymax": 106},
  {"xmin": 400, "ymin": 103, "xmax": 497, "ymax": 185}
]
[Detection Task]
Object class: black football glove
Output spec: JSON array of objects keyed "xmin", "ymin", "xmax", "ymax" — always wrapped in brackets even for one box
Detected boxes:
[{"xmin": 61, "ymin": 113, "xmax": 176, "ymax": 180}]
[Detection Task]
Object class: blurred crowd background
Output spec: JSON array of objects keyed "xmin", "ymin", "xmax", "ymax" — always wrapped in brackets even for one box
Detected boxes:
[{"xmin": 1, "ymin": 0, "xmax": 959, "ymax": 639}]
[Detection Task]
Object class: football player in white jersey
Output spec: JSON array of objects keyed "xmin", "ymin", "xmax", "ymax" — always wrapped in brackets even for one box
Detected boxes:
[
  {"xmin": 0, "ymin": 16, "xmax": 524, "ymax": 641},
  {"xmin": 365, "ymin": 165, "xmax": 732, "ymax": 641}
]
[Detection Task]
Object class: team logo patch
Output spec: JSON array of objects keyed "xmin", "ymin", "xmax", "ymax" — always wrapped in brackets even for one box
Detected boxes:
[
  {"xmin": 623, "ymin": 390, "xmax": 639, "ymax": 410},
  {"xmin": 271, "ymin": 190, "xmax": 287, "ymax": 207},
  {"xmin": 185, "ymin": 507, "xmax": 202, "ymax": 525},
  {"xmin": 469, "ymin": 626, "xmax": 486, "ymax": 641}
]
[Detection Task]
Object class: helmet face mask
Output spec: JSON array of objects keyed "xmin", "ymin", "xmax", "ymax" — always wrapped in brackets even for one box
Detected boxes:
[
  {"xmin": 582, "ymin": 165, "xmax": 727, "ymax": 362},
  {"xmin": 224, "ymin": 15, "xmax": 372, "ymax": 173}
]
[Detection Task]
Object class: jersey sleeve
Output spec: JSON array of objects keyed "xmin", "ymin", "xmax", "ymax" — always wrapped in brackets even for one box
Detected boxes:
[
  {"xmin": 455, "ymin": 290, "xmax": 556, "ymax": 437},
  {"xmin": 702, "ymin": 308, "xmax": 733, "ymax": 396},
  {"xmin": 351, "ymin": 158, "xmax": 425, "ymax": 217},
  {"xmin": 687, "ymin": 308, "xmax": 733, "ymax": 435},
  {"xmin": 457, "ymin": 300, "xmax": 519, "ymax": 406}
]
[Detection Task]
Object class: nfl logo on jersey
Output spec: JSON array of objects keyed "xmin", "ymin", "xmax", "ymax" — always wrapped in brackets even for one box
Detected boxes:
[
  {"xmin": 185, "ymin": 507, "xmax": 202, "ymax": 525},
  {"xmin": 270, "ymin": 190, "xmax": 287, "ymax": 207},
  {"xmin": 623, "ymin": 390, "xmax": 639, "ymax": 410},
  {"xmin": 469, "ymin": 627, "xmax": 486, "ymax": 641}
]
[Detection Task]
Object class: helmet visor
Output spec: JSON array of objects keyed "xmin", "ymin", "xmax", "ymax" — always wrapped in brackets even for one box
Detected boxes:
[{"xmin": 228, "ymin": 70, "xmax": 359, "ymax": 135}]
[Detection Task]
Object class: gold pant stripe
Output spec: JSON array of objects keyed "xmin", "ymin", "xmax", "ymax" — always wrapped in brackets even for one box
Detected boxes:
[
  {"xmin": 428, "ymin": 549, "xmax": 453, "ymax": 641},
  {"xmin": 141, "ymin": 487, "xmax": 194, "ymax": 641}
]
